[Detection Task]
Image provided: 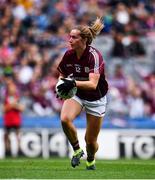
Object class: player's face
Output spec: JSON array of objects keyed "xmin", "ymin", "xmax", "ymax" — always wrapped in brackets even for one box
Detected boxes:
[{"xmin": 69, "ymin": 29, "xmax": 85, "ymax": 50}]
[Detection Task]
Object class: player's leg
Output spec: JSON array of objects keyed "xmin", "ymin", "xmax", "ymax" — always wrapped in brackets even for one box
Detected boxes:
[
  {"xmin": 4, "ymin": 128, "xmax": 11, "ymax": 156},
  {"xmin": 84, "ymin": 96, "xmax": 107, "ymax": 170},
  {"xmin": 60, "ymin": 98, "xmax": 84, "ymax": 167},
  {"xmin": 85, "ymin": 114, "xmax": 103, "ymax": 170},
  {"xmin": 15, "ymin": 127, "xmax": 21, "ymax": 155},
  {"xmin": 61, "ymin": 98, "xmax": 82, "ymax": 148}
]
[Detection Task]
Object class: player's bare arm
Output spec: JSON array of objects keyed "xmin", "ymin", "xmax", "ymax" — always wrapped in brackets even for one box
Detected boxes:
[{"xmin": 76, "ymin": 73, "xmax": 100, "ymax": 90}]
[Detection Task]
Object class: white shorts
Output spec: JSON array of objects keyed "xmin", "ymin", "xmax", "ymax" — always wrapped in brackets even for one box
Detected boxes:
[{"xmin": 71, "ymin": 95, "xmax": 107, "ymax": 117}]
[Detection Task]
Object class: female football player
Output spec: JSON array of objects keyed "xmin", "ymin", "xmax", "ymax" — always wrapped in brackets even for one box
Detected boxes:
[{"xmin": 56, "ymin": 17, "xmax": 108, "ymax": 170}]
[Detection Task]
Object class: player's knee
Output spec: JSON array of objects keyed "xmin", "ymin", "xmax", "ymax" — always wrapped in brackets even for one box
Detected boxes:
[
  {"xmin": 61, "ymin": 113, "xmax": 71, "ymax": 124},
  {"xmin": 85, "ymin": 136, "xmax": 97, "ymax": 146}
]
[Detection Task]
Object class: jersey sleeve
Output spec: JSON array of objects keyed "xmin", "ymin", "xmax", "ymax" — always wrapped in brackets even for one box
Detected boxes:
[
  {"xmin": 89, "ymin": 49, "xmax": 105, "ymax": 74},
  {"xmin": 57, "ymin": 52, "xmax": 68, "ymax": 76}
]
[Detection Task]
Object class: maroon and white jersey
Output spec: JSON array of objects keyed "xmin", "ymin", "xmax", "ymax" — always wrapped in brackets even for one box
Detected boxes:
[{"xmin": 57, "ymin": 46, "xmax": 108, "ymax": 101}]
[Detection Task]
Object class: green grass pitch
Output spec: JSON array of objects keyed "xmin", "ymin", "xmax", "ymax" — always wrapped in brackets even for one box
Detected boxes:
[{"xmin": 0, "ymin": 158, "xmax": 155, "ymax": 179}]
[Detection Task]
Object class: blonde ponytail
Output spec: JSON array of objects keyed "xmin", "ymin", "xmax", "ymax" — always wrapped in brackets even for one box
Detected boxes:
[
  {"xmin": 89, "ymin": 17, "xmax": 104, "ymax": 38},
  {"xmin": 75, "ymin": 17, "xmax": 104, "ymax": 45}
]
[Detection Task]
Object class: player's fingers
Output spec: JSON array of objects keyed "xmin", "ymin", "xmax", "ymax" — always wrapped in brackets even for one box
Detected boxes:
[
  {"xmin": 56, "ymin": 94, "xmax": 63, "ymax": 100},
  {"xmin": 57, "ymin": 85, "xmax": 64, "ymax": 92}
]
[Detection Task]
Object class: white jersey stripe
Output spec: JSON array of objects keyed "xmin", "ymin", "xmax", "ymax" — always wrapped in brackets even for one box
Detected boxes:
[{"xmin": 89, "ymin": 47, "xmax": 99, "ymax": 73}]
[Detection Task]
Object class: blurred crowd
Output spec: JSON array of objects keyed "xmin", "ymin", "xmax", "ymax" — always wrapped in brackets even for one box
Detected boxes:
[{"xmin": 0, "ymin": 0, "xmax": 155, "ymax": 119}]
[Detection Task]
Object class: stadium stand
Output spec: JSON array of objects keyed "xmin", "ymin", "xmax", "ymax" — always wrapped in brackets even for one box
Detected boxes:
[{"xmin": 0, "ymin": 0, "xmax": 155, "ymax": 128}]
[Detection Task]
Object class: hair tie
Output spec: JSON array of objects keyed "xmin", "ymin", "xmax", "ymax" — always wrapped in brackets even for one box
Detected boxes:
[{"xmin": 88, "ymin": 27, "xmax": 93, "ymax": 34}]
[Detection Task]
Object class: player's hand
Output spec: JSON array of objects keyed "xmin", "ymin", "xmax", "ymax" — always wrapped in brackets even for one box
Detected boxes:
[
  {"xmin": 54, "ymin": 90, "xmax": 63, "ymax": 100},
  {"xmin": 57, "ymin": 78, "xmax": 76, "ymax": 95}
]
